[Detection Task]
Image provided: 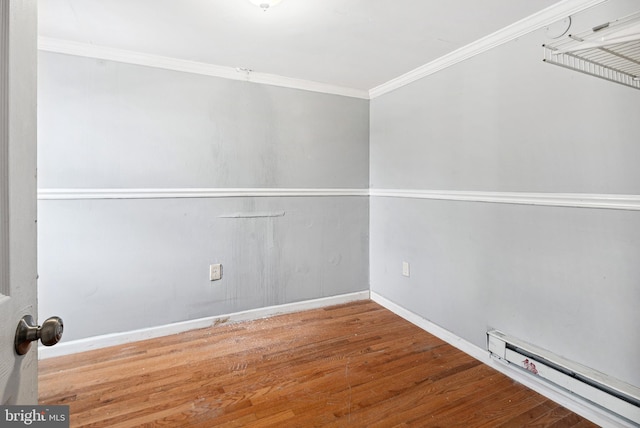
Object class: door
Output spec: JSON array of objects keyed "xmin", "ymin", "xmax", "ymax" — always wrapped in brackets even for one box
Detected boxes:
[{"xmin": 0, "ymin": 0, "xmax": 39, "ymax": 405}]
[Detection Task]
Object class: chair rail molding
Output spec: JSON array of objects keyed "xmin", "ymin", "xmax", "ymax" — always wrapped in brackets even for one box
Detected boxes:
[
  {"xmin": 39, "ymin": 187, "xmax": 640, "ymax": 211},
  {"xmin": 38, "ymin": 188, "xmax": 369, "ymax": 200},
  {"xmin": 370, "ymin": 189, "xmax": 640, "ymax": 211}
]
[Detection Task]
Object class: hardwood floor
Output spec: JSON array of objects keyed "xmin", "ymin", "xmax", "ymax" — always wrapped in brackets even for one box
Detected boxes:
[{"xmin": 39, "ymin": 301, "xmax": 597, "ymax": 427}]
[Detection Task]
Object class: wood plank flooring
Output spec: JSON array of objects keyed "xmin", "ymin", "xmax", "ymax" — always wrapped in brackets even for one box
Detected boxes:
[{"xmin": 39, "ymin": 301, "xmax": 597, "ymax": 427}]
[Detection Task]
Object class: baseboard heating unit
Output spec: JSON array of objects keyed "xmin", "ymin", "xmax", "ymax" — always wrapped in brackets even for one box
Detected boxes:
[{"xmin": 487, "ymin": 330, "xmax": 640, "ymax": 425}]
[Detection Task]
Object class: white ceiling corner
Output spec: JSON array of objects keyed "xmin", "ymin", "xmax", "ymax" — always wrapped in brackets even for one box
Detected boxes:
[{"xmin": 38, "ymin": 0, "xmax": 604, "ymax": 98}]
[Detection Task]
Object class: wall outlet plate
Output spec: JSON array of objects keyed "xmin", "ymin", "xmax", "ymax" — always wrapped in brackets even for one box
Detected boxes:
[
  {"xmin": 402, "ymin": 261, "xmax": 410, "ymax": 277},
  {"xmin": 210, "ymin": 264, "xmax": 222, "ymax": 281}
]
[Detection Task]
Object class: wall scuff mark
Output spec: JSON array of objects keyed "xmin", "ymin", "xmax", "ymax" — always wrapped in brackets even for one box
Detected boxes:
[{"xmin": 218, "ymin": 211, "xmax": 285, "ymax": 219}]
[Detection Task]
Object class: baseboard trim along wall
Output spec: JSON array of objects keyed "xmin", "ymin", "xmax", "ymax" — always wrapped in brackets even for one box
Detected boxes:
[
  {"xmin": 38, "ymin": 286, "xmax": 634, "ymax": 425},
  {"xmin": 38, "ymin": 291, "xmax": 370, "ymax": 359},
  {"xmin": 370, "ymin": 291, "xmax": 637, "ymax": 428}
]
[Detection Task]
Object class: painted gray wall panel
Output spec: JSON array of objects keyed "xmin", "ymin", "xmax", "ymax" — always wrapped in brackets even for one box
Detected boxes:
[
  {"xmin": 370, "ymin": 0, "xmax": 640, "ymax": 390},
  {"xmin": 37, "ymin": 52, "xmax": 369, "ymax": 341},
  {"xmin": 38, "ymin": 52, "xmax": 369, "ymax": 189},
  {"xmin": 370, "ymin": 197, "xmax": 640, "ymax": 387},
  {"xmin": 370, "ymin": 2, "xmax": 640, "ymax": 194},
  {"xmin": 39, "ymin": 197, "xmax": 368, "ymax": 341}
]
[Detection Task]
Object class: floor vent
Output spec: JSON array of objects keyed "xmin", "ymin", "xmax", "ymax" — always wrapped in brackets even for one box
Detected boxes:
[{"xmin": 487, "ymin": 330, "xmax": 640, "ymax": 425}]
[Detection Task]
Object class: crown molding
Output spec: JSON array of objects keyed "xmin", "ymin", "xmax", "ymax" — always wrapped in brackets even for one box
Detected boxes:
[
  {"xmin": 369, "ymin": 0, "xmax": 608, "ymax": 98},
  {"xmin": 38, "ymin": 0, "xmax": 606, "ymax": 101},
  {"xmin": 38, "ymin": 37, "xmax": 369, "ymax": 100},
  {"xmin": 37, "ymin": 188, "xmax": 369, "ymax": 200},
  {"xmin": 370, "ymin": 189, "xmax": 640, "ymax": 211}
]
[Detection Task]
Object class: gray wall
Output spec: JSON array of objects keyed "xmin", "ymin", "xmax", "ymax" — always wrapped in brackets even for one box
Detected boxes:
[
  {"xmin": 38, "ymin": 54, "xmax": 369, "ymax": 189},
  {"xmin": 38, "ymin": 0, "xmax": 640, "ymax": 394},
  {"xmin": 370, "ymin": 0, "xmax": 640, "ymax": 388},
  {"xmin": 38, "ymin": 52, "xmax": 369, "ymax": 341}
]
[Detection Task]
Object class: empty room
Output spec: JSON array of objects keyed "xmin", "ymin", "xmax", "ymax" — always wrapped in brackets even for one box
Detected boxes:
[{"xmin": 1, "ymin": 0, "xmax": 639, "ymax": 426}]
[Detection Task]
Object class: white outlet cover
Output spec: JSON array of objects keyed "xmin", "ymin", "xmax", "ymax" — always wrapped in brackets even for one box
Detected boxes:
[
  {"xmin": 402, "ymin": 261, "xmax": 410, "ymax": 277},
  {"xmin": 210, "ymin": 264, "xmax": 222, "ymax": 281}
]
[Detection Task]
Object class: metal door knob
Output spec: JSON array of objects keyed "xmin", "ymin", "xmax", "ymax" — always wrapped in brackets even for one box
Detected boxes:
[{"xmin": 15, "ymin": 315, "xmax": 63, "ymax": 355}]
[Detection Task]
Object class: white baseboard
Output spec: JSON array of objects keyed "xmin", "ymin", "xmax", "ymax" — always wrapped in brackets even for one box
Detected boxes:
[
  {"xmin": 39, "ymin": 291, "xmax": 370, "ymax": 359},
  {"xmin": 39, "ymin": 289, "xmax": 634, "ymax": 426},
  {"xmin": 370, "ymin": 291, "xmax": 636, "ymax": 428}
]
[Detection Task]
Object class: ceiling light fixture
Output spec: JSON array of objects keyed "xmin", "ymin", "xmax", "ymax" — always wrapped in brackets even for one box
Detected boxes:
[{"xmin": 249, "ymin": 0, "xmax": 283, "ymax": 11}]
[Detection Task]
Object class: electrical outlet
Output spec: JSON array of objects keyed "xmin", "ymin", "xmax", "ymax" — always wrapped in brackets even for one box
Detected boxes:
[
  {"xmin": 210, "ymin": 263, "xmax": 222, "ymax": 281},
  {"xmin": 402, "ymin": 261, "xmax": 410, "ymax": 277}
]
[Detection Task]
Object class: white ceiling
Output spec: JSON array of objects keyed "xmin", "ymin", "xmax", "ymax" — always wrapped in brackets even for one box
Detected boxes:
[{"xmin": 38, "ymin": 0, "xmax": 560, "ymax": 91}]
